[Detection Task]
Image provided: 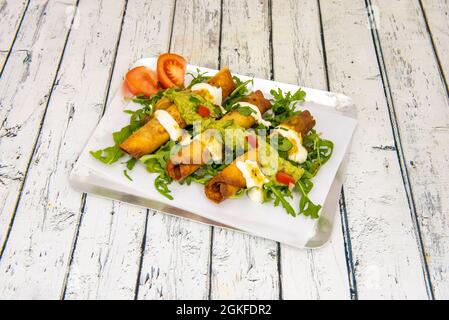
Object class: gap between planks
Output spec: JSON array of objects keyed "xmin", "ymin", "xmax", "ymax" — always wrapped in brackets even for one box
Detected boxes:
[
  {"xmin": 417, "ymin": 0, "xmax": 449, "ymax": 99},
  {"xmin": 365, "ymin": 0, "xmax": 436, "ymax": 299},
  {"xmin": 317, "ymin": 0, "xmax": 357, "ymax": 299},
  {"xmin": 0, "ymin": 0, "xmax": 30, "ymax": 79},
  {"xmin": 61, "ymin": 0, "xmax": 130, "ymax": 299},
  {"xmin": 0, "ymin": 0, "xmax": 82, "ymax": 260},
  {"xmin": 132, "ymin": 0, "xmax": 177, "ymax": 300}
]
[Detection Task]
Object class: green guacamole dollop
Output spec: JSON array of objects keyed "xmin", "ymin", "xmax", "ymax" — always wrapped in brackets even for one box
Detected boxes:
[{"xmin": 164, "ymin": 90, "xmax": 221, "ymax": 125}]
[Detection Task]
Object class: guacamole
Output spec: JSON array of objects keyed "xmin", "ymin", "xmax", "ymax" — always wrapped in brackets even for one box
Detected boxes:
[
  {"xmin": 258, "ymin": 140, "xmax": 304, "ymax": 183},
  {"xmin": 164, "ymin": 90, "xmax": 221, "ymax": 125}
]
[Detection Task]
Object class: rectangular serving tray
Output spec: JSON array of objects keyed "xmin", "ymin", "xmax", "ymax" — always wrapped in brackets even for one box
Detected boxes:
[{"xmin": 70, "ymin": 58, "xmax": 357, "ymax": 249}]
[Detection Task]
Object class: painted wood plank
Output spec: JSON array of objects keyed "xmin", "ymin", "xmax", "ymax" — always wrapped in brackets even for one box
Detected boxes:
[
  {"xmin": 0, "ymin": 0, "xmax": 126, "ymax": 299},
  {"xmin": 64, "ymin": 0, "xmax": 175, "ymax": 300},
  {"xmin": 271, "ymin": 0, "xmax": 351, "ymax": 300},
  {"xmin": 0, "ymin": 0, "xmax": 28, "ymax": 72},
  {"xmin": 0, "ymin": 0, "xmax": 77, "ymax": 254},
  {"xmin": 420, "ymin": 0, "xmax": 449, "ymax": 88},
  {"xmin": 210, "ymin": 0, "xmax": 280, "ymax": 300},
  {"xmin": 370, "ymin": 0, "xmax": 449, "ymax": 299},
  {"xmin": 136, "ymin": 0, "xmax": 221, "ymax": 300},
  {"xmin": 319, "ymin": 0, "xmax": 429, "ymax": 299}
]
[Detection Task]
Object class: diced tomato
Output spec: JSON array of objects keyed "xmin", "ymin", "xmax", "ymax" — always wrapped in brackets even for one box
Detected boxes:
[
  {"xmin": 157, "ymin": 53, "xmax": 187, "ymax": 88},
  {"xmin": 246, "ymin": 135, "xmax": 258, "ymax": 148},
  {"xmin": 125, "ymin": 66, "xmax": 159, "ymax": 97},
  {"xmin": 276, "ymin": 171, "xmax": 296, "ymax": 186},
  {"xmin": 197, "ymin": 105, "xmax": 211, "ymax": 118}
]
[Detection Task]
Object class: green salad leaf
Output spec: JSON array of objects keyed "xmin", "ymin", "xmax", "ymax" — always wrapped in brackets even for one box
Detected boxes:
[
  {"xmin": 140, "ymin": 141, "xmax": 176, "ymax": 200},
  {"xmin": 296, "ymin": 180, "xmax": 321, "ymax": 219},
  {"xmin": 180, "ymin": 163, "xmax": 228, "ymax": 186},
  {"xmin": 223, "ymin": 77, "xmax": 253, "ymax": 111},
  {"xmin": 301, "ymin": 129, "xmax": 334, "ymax": 177},
  {"xmin": 264, "ymin": 182, "xmax": 296, "ymax": 217},
  {"xmin": 236, "ymin": 105, "xmax": 256, "ymax": 117},
  {"xmin": 90, "ymin": 125, "xmax": 133, "ymax": 164},
  {"xmin": 90, "ymin": 92, "xmax": 162, "ymax": 165},
  {"xmin": 187, "ymin": 69, "xmax": 211, "ymax": 88},
  {"xmin": 264, "ymin": 88, "xmax": 306, "ymax": 127}
]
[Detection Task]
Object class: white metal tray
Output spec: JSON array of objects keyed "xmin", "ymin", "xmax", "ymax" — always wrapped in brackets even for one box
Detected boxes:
[{"xmin": 70, "ymin": 58, "xmax": 357, "ymax": 249}]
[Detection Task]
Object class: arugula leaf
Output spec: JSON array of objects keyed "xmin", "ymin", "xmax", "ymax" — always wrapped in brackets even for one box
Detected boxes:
[
  {"xmin": 90, "ymin": 93, "xmax": 161, "ymax": 165},
  {"xmin": 112, "ymin": 125, "xmax": 133, "ymax": 144},
  {"xmin": 155, "ymin": 173, "xmax": 174, "ymax": 200},
  {"xmin": 296, "ymin": 180, "xmax": 321, "ymax": 219},
  {"xmin": 236, "ymin": 106, "xmax": 256, "ymax": 116},
  {"xmin": 187, "ymin": 69, "xmax": 211, "ymax": 88},
  {"xmin": 140, "ymin": 141, "xmax": 176, "ymax": 200},
  {"xmin": 181, "ymin": 162, "xmax": 227, "ymax": 186},
  {"xmin": 302, "ymin": 130, "xmax": 334, "ymax": 177},
  {"xmin": 90, "ymin": 125, "xmax": 132, "ymax": 164},
  {"xmin": 264, "ymin": 88, "xmax": 307, "ymax": 127},
  {"xmin": 277, "ymin": 136, "xmax": 293, "ymax": 152},
  {"xmin": 223, "ymin": 77, "xmax": 253, "ymax": 110},
  {"xmin": 126, "ymin": 158, "xmax": 137, "ymax": 170},
  {"xmin": 90, "ymin": 146, "xmax": 123, "ymax": 164},
  {"xmin": 265, "ymin": 183, "xmax": 296, "ymax": 217},
  {"xmin": 123, "ymin": 170, "xmax": 133, "ymax": 181}
]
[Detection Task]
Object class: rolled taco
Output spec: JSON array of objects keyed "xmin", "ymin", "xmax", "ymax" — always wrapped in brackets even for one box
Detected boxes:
[
  {"xmin": 120, "ymin": 68, "xmax": 236, "ymax": 159},
  {"xmin": 204, "ymin": 110, "xmax": 316, "ymax": 204},
  {"xmin": 166, "ymin": 90, "xmax": 272, "ymax": 180}
]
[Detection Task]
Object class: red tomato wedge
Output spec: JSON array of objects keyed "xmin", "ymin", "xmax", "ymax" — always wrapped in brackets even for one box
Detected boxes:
[
  {"xmin": 125, "ymin": 66, "xmax": 159, "ymax": 97},
  {"xmin": 197, "ymin": 105, "xmax": 211, "ymax": 118},
  {"xmin": 157, "ymin": 53, "xmax": 187, "ymax": 88},
  {"xmin": 276, "ymin": 171, "xmax": 296, "ymax": 186},
  {"xmin": 245, "ymin": 135, "xmax": 258, "ymax": 148}
]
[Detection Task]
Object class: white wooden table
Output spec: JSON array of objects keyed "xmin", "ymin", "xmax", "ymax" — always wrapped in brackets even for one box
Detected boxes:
[{"xmin": 0, "ymin": 0, "xmax": 448, "ymax": 300}]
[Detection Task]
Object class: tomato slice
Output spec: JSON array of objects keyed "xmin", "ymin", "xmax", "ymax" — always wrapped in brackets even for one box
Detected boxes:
[
  {"xmin": 125, "ymin": 66, "xmax": 159, "ymax": 97},
  {"xmin": 245, "ymin": 135, "xmax": 258, "ymax": 148},
  {"xmin": 197, "ymin": 105, "xmax": 211, "ymax": 118},
  {"xmin": 276, "ymin": 171, "xmax": 296, "ymax": 186},
  {"xmin": 157, "ymin": 53, "xmax": 187, "ymax": 88}
]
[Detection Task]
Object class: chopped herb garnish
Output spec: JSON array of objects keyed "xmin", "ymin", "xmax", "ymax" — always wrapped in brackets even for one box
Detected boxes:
[{"xmin": 189, "ymin": 95, "xmax": 201, "ymax": 104}]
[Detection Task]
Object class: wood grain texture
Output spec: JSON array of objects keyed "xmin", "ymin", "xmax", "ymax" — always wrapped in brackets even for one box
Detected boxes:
[
  {"xmin": 0, "ymin": 0, "xmax": 126, "ymax": 299},
  {"xmin": 370, "ymin": 0, "xmax": 449, "ymax": 298},
  {"xmin": 210, "ymin": 0, "xmax": 280, "ymax": 300},
  {"xmin": 0, "ymin": 0, "xmax": 28, "ymax": 72},
  {"xmin": 320, "ymin": 0, "xmax": 429, "ymax": 299},
  {"xmin": 64, "ymin": 0, "xmax": 174, "ymax": 300},
  {"xmin": 0, "ymin": 0, "xmax": 446, "ymax": 300},
  {"xmin": 420, "ymin": 0, "xmax": 449, "ymax": 87},
  {"xmin": 272, "ymin": 0, "xmax": 350, "ymax": 300},
  {"xmin": 0, "ymin": 0, "xmax": 123, "ymax": 299},
  {"xmin": 0, "ymin": 0, "xmax": 77, "ymax": 254},
  {"xmin": 136, "ymin": 0, "xmax": 221, "ymax": 300}
]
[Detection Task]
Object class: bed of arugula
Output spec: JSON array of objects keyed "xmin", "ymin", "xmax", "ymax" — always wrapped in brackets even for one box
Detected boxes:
[{"xmin": 90, "ymin": 70, "xmax": 333, "ymax": 219}]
